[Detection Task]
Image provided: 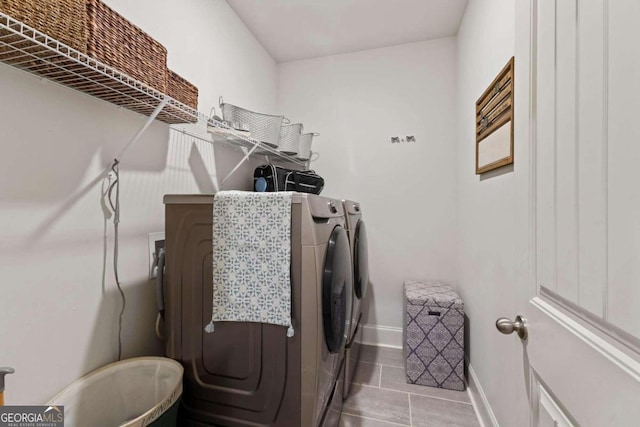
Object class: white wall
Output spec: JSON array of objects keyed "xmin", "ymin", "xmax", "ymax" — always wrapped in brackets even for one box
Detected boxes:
[
  {"xmin": 277, "ymin": 38, "xmax": 458, "ymax": 332},
  {"xmin": 0, "ymin": 0, "xmax": 277, "ymax": 404},
  {"xmin": 456, "ymin": 0, "xmax": 528, "ymax": 425}
]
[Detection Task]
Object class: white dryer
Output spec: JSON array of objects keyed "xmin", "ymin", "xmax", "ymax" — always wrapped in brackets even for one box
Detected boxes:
[{"xmin": 341, "ymin": 200, "xmax": 369, "ymax": 399}]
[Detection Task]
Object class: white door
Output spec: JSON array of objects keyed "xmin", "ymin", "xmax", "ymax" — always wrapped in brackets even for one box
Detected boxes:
[{"xmin": 508, "ymin": 1, "xmax": 640, "ymax": 425}]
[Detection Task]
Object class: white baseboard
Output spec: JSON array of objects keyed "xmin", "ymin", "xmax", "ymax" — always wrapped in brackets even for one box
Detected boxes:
[
  {"xmin": 467, "ymin": 363, "xmax": 499, "ymax": 427},
  {"xmin": 359, "ymin": 324, "xmax": 403, "ymax": 349}
]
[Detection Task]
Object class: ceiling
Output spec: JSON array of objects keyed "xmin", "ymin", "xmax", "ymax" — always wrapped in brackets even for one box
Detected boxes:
[{"xmin": 226, "ymin": 0, "xmax": 469, "ymax": 63}]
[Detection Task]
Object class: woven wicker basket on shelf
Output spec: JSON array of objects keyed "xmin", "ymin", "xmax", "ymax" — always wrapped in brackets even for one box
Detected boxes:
[
  {"xmin": 167, "ymin": 69, "xmax": 198, "ymax": 110},
  {"xmin": 87, "ymin": 0, "xmax": 167, "ymax": 92},
  {"xmin": 0, "ymin": 0, "xmax": 88, "ymax": 53}
]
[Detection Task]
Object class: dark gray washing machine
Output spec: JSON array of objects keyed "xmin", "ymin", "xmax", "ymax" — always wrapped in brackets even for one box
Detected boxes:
[
  {"xmin": 342, "ymin": 200, "xmax": 369, "ymax": 399},
  {"xmin": 162, "ymin": 193, "xmax": 352, "ymax": 426}
]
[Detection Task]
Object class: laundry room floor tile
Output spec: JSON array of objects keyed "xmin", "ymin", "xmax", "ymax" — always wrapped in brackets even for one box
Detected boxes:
[
  {"xmin": 380, "ymin": 365, "xmax": 471, "ymax": 403},
  {"xmin": 339, "ymin": 413, "xmax": 409, "ymax": 426},
  {"xmin": 344, "ymin": 345, "xmax": 481, "ymax": 426},
  {"xmin": 343, "ymin": 385, "xmax": 411, "ymax": 425},
  {"xmin": 352, "ymin": 362, "xmax": 382, "ymax": 387},
  {"xmin": 358, "ymin": 345, "xmax": 405, "ymax": 368},
  {"xmin": 409, "ymin": 394, "xmax": 480, "ymax": 427}
]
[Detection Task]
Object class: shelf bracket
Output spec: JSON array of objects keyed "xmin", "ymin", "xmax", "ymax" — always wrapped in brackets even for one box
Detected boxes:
[
  {"xmin": 114, "ymin": 97, "xmax": 169, "ymax": 163},
  {"xmin": 220, "ymin": 143, "xmax": 262, "ymax": 187}
]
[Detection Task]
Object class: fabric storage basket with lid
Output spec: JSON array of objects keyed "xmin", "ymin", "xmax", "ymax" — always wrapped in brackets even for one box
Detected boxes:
[
  {"xmin": 403, "ymin": 281, "xmax": 465, "ymax": 391},
  {"xmin": 278, "ymin": 123, "xmax": 303, "ymax": 155},
  {"xmin": 297, "ymin": 132, "xmax": 319, "ymax": 161},
  {"xmin": 219, "ymin": 96, "xmax": 286, "ymax": 148}
]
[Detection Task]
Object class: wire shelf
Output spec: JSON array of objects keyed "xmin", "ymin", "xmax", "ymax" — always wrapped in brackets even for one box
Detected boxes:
[
  {"xmin": 0, "ymin": 13, "xmax": 199, "ymax": 124},
  {"xmin": 207, "ymin": 118, "xmax": 308, "ymax": 167},
  {"xmin": 0, "ymin": 13, "xmax": 314, "ymax": 167}
]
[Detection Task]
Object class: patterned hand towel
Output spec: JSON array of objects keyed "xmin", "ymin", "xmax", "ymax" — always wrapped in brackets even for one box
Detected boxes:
[{"xmin": 205, "ymin": 191, "xmax": 294, "ymax": 337}]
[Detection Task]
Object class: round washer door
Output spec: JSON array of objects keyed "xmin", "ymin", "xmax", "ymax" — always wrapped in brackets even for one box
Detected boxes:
[
  {"xmin": 354, "ymin": 219, "xmax": 369, "ymax": 300},
  {"xmin": 322, "ymin": 225, "xmax": 353, "ymax": 354}
]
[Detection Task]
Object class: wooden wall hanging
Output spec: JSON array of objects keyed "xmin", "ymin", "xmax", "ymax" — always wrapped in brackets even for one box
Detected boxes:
[{"xmin": 476, "ymin": 57, "xmax": 514, "ymax": 174}]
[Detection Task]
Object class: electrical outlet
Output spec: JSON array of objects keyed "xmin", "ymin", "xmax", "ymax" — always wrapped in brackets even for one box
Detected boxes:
[{"xmin": 148, "ymin": 232, "xmax": 165, "ymax": 279}]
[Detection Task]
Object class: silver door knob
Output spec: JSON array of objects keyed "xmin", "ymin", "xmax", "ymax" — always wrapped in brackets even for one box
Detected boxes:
[{"xmin": 495, "ymin": 315, "xmax": 528, "ymax": 340}]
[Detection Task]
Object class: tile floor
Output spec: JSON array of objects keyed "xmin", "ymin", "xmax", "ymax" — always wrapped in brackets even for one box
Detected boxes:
[{"xmin": 340, "ymin": 345, "xmax": 480, "ymax": 427}]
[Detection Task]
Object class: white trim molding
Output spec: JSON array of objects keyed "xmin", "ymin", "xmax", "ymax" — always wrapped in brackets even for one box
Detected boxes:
[
  {"xmin": 467, "ymin": 363, "xmax": 500, "ymax": 427},
  {"xmin": 359, "ymin": 324, "xmax": 403, "ymax": 349}
]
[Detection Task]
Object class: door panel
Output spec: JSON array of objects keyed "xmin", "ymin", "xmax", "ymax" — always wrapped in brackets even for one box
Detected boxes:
[
  {"xmin": 526, "ymin": 298, "xmax": 640, "ymax": 426},
  {"xmin": 533, "ymin": 0, "xmax": 640, "ymax": 335},
  {"xmin": 515, "ymin": 0, "xmax": 640, "ymax": 425},
  {"xmin": 536, "ymin": 385, "xmax": 573, "ymax": 427},
  {"xmin": 577, "ymin": 0, "xmax": 607, "ymax": 317},
  {"xmin": 554, "ymin": 0, "xmax": 579, "ymax": 304},
  {"xmin": 535, "ymin": 0, "xmax": 558, "ymax": 295},
  {"xmin": 607, "ymin": 0, "xmax": 640, "ymax": 338}
]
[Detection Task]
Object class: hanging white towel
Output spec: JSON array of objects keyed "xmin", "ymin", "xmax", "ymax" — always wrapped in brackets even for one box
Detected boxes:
[{"xmin": 205, "ymin": 191, "xmax": 294, "ymax": 337}]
